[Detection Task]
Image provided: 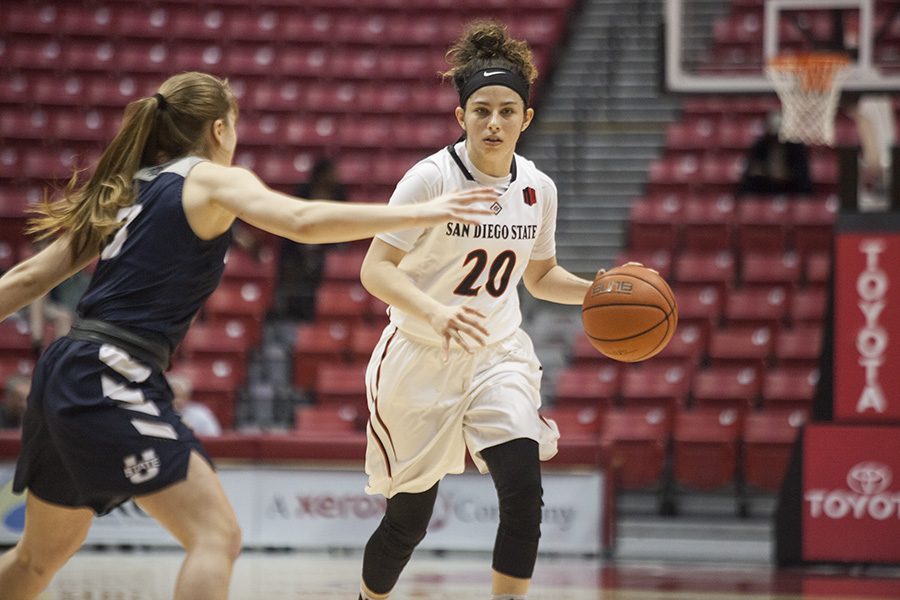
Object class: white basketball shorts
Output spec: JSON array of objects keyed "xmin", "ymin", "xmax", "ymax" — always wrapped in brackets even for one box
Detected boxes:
[{"xmin": 364, "ymin": 325, "xmax": 559, "ymax": 498}]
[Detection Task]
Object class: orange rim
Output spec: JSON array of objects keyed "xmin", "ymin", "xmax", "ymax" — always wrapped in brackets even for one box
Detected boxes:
[{"xmin": 767, "ymin": 52, "xmax": 851, "ymax": 92}]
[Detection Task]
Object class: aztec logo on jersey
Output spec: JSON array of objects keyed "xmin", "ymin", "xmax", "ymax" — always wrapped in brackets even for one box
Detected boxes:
[{"xmin": 523, "ymin": 187, "xmax": 537, "ymax": 206}]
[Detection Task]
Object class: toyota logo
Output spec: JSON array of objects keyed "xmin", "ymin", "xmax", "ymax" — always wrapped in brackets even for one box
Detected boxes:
[{"xmin": 846, "ymin": 462, "xmax": 892, "ymax": 495}]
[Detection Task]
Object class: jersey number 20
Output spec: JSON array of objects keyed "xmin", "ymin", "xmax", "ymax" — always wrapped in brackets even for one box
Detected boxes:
[{"xmin": 453, "ymin": 249, "xmax": 516, "ymax": 297}]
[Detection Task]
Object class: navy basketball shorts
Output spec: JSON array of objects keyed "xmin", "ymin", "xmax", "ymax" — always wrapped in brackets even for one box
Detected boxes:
[{"xmin": 13, "ymin": 337, "xmax": 210, "ymax": 515}]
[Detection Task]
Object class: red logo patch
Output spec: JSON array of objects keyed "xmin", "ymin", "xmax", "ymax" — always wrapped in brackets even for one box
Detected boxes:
[{"xmin": 523, "ymin": 187, "xmax": 537, "ymax": 206}]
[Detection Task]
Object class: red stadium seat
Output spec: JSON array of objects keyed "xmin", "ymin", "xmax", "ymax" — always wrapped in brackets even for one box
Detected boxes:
[
  {"xmin": 743, "ymin": 409, "xmax": 806, "ymax": 492},
  {"xmin": 762, "ymin": 367, "xmax": 819, "ymax": 411},
  {"xmin": 542, "ymin": 406, "xmax": 604, "ymax": 438},
  {"xmin": 691, "ymin": 365, "xmax": 761, "ymax": 411},
  {"xmin": 654, "ymin": 322, "xmax": 707, "ymax": 365},
  {"xmin": 741, "ymin": 252, "xmax": 802, "ymax": 286},
  {"xmin": 773, "ymin": 324, "xmax": 823, "ymax": 367},
  {"xmin": 675, "ymin": 251, "xmax": 736, "ymax": 291},
  {"xmin": 803, "ymin": 252, "xmax": 832, "ymax": 286},
  {"xmin": 203, "ymin": 282, "xmax": 269, "ymax": 344},
  {"xmin": 181, "ymin": 320, "xmax": 254, "ymax": 380},
  {"xmin": 672, "ymin": 284, "xmax": 723, "ymax": 329},
  {"xmin": 707, "ymin": 325, "xmax": 773, "ymax": 367},
  {"xmin": 792, "ymin": 196, "xmax": 837, "ymax": 255},
  {"xmin": 553, "ymin": 364, "xmax": 620, "ymax": 408},
  {"xmin": 222, "ymin": 247, "xmax": 276, "ymax": 305},
  {"xmin": 0, "ymin": 321, "xmax": 32, "ymax": 361},
  {"xmin": 600, "ymin": 407, "xmax": 670, "ymax": 491},
  {"xmin": 789, "ymin": 287, "xmax": 827, "ymax": 324},
  {"xmin": 315, "ymin": 363, "xmax": 368, "ymax": 409},
  {"xmin": 628, "ymin": 194, "xmax": 683, "ymax": 251},
  {"xmin": 672, "ymin": 407, "xmax": 741, "ymax": 491},
  {"xmin": 620, "ymin": 362, "xmax": 691, "ymax": 414},
  {"xmin": 295, "ymin": 404, "xmax": 364, "ymax": 435},
  {"xmin": 322, "ymin": 249, "xmax": 366, "ymax": 283},
  {"xmin": 168, "ymin": 359, "xmax": 242, "ymax": 429},
  {"xmin": 292, "ymin": 322, "xmax": 351, "ymax": 390},
  {"xmin": 723, "ymin": 286, "xmax": 788, "ymax": 328},
  {"xmin": 736, "ymin": 196, "xmax": 790, "ymax": 253},
  {"xmin": 315, "ymin": 282, "xmax": 371, "ymax": 329},
  {"xmin": 665, "ymin": 119, "xmax": 717, "ymax": 151},
  {"xmin": 681, "ymin": 195, "xmax": 735, "ymax": 252},
  {"xmin": 349, "ymin": 324, "xmax": 385, "ymax": 363}
]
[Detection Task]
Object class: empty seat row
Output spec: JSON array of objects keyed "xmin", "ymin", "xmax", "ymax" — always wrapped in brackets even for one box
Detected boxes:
[
  {"xmin": 543, "ymin": 405, "xmax": 806, "ymax": 493},
  {"xmin": 1, "ymin": 7, "xmax": 567, "ymax": 47}
]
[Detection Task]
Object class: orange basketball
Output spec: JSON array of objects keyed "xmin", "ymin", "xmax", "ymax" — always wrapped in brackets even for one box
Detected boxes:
[{"xmin": 581, "ymin": 264, "xmax": 678, "ymax": 362}]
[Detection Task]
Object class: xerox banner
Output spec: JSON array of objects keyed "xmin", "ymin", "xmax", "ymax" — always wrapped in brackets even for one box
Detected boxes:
[
  {"xmin": 0, "ymin": 463, "xmax": 605, "ymax": 554},
  {"xmin": 833, "ymin": 216, "xmax": 900, "ymax": 422},
  {"xmin": 803, "ymin": 424, "xmax": 900, "ymax": 563}
]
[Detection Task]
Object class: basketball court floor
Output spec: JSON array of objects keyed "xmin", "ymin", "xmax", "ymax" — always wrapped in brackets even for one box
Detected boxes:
[{"xmin": 33, "ymin": 549, "xmax": 900, "ymax": 599}]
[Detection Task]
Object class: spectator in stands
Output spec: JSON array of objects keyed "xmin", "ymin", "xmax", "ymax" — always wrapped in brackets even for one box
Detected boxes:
[
  {"xmin": 355, "ymin": 21, "xmax": 596, "ymax": 600},
  {"xmin": 15, "ymin": 241, "xmax": 90, "ymax": 355},
  {"xmin": 276, "ymin": 157, "xmax": 349, "ymax": 320},
  {"xmin": 0, "ymin": 71, "xmax": 495, "ymax": 600},
  {"xmin": 0, "ymin": 374, "xmax": 29, "ymax": 429},
  {"xmin": 841, "ymin": 91, "xmax": 897, "ymax": 211},
  {"xmin": 169, "ymin": 373, "xmax": 221, "ymax": 437},
  {"xmin": 736, "ymin": 111, "xmax": 813, "ymax": 196}
]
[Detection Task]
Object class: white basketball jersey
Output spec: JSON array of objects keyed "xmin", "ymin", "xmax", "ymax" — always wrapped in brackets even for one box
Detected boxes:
[{"xmin": 376, "ymin": 141, "xmax": 558, "ymax": 345}]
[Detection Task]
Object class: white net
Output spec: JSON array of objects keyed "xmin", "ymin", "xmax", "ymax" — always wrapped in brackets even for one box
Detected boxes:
[{"xmin": 766, "ymin": 53, "xmax": 852, "ymax": 146}]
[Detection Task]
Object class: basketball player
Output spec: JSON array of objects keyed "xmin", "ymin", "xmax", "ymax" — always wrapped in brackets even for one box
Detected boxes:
[
  {"xmin": 357, "ymin": 21, "xmax": 595, "ymax": 600},
  {"xmin": 0, "ymin": 71, "xmax": 496, "ymax": 600}
]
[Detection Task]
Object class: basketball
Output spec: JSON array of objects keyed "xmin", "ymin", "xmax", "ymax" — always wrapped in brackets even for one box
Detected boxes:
[{"xmin": 581, "ymin": 264, "xmax": 677, "ymax": 362}]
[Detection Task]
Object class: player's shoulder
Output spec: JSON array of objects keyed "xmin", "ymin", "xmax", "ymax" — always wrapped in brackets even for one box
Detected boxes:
[
  {"xmin": 396, "ymin": 146, "xmax": 459, "ymax": 195},
  {"xmin": 515, "ymin": 153, "xmax": 557, "ymax": 195}
]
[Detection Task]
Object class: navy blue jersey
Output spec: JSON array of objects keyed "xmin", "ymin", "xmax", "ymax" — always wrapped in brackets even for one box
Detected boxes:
[{"xmin": 77, "ymin": 157, "xmax": 232, "ymax": 351}]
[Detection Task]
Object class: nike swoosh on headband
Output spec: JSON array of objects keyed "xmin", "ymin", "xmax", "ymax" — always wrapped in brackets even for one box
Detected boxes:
[{"xmin": 483, "ymin": 71, "xmax": 505, "ymax": 77}]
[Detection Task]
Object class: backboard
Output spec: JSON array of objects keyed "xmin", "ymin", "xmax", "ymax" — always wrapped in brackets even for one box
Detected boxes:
[{"xmin": 664, "ymin": 0, "xmax": 900, "ymax": 93}]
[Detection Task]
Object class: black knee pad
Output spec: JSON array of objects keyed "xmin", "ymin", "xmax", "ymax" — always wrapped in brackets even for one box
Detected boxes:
[
  {"xmin": 362, "ymin": 483, "xmax": 438, "ymax": 594},
  {"xmin": 481, "ymin": 438, "xmax": 544, "ymax": 579}
]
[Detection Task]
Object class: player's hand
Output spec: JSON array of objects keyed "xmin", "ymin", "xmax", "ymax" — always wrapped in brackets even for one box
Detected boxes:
[
  {"xmin": 428, "ymin": 304, "xmax": 490, "ymax": 362},
  {"xmin": 619, "ymin": 260, "xmax": 658, "ymax": 274},
  {"xmin": 415, "ymin": 187, "xmax": 498, "ymax": 228}
]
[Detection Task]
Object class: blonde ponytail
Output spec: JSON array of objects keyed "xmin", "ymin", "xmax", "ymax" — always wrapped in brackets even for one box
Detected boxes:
[{"xmin": 28, "ymin": 72, "xmax": 236, "ymax": 262}]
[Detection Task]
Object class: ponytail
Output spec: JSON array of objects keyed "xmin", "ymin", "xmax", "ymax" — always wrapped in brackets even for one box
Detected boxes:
[{"xmin": 28, "ymin": 71, "xmax": 236, "ymax": 262}]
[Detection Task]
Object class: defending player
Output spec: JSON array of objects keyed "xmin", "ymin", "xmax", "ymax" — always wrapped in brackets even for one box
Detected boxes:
[
  {"xmin": 0, "ymin": 71, "xmax": 496, "ymax": 600},
  {"xmin": 357, "ymin": 21, "xmax": 594, "ymax": 600}
]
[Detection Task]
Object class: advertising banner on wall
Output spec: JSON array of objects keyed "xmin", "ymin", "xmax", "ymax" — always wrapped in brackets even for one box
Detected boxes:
[
  {"xmin": 0, "ymin": 463, "xmax": 604, "ymax": 554},
  {"xmin": 802, "ymin": 424, "xmax": 900, "ymax": 563},
  {"xmin": 833, "ymin": 220, "xmax": 900, "ymax": 422}
]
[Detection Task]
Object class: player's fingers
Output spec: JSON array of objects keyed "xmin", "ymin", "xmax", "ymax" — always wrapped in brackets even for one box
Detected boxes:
[
  {"xmin": 442, "ymin": 335, "xmax": 450, "ymax": 364},
  {"xmin": 462, "ymin": 306, "xmax": 487, "ymax": 318},
  {"xmin": 456, "ymin": 187, "xmax": 498, "ymax": 202},
  {"xmin": 451, "ymin": 329, "xmax": 472, "ymax": 353},
  {"xmin": 457, "ymin": 323, "xmax": 486, "ymax": 347},
  {"xmin": 458, "ymin": 313, "xmax": 490, "ymax": 338},
  {"xmin": 595, "ymin": 268, "xmax": 606, "ymax": 278}
]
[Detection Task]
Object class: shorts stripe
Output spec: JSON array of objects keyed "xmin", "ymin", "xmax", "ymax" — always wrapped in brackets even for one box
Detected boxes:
[
  {"xmin": 368, "ymin": 421, "xmax": 392, "ymax": 478},
  {"xmin": 371, "ymin": 329, "xmax": 398, "ymax": 464},
  {"xmin": 130, "ymin": 419, "xmax": 178, "ymax": 440}
]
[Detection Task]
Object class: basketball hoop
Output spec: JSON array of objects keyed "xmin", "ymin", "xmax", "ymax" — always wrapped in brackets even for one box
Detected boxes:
[{"xmin": 766, "ymin": 53, "xmax": 852, "ymax": 146}]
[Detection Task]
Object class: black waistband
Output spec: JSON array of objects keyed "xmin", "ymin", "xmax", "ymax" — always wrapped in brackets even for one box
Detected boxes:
[{"xmin": 68, "ymin": 318, "xmax": 171, "ymax": 372}]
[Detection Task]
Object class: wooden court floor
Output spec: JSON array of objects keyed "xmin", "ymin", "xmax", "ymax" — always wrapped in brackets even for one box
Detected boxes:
[{"xmin": 35, "ymin": 550, "xmax": 900, "ymax": 599}]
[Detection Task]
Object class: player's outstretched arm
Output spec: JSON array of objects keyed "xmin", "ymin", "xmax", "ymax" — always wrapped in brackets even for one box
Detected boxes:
[
  {"xmin": 0, "ymin": 235, "xmax": 96, "ymax": 322},
  {"xmin": 190, "ymin": 162, "xmax": 496, "ymax": 244}
]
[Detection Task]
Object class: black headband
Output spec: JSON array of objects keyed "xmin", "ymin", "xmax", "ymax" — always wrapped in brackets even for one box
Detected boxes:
[
  {"xmin": 458, "ymin": 68, "xmax": 529, "ymax": 108},
  {"xmin": 153, "ymin": 92, "xmax": 167, "ymax": 110}
]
